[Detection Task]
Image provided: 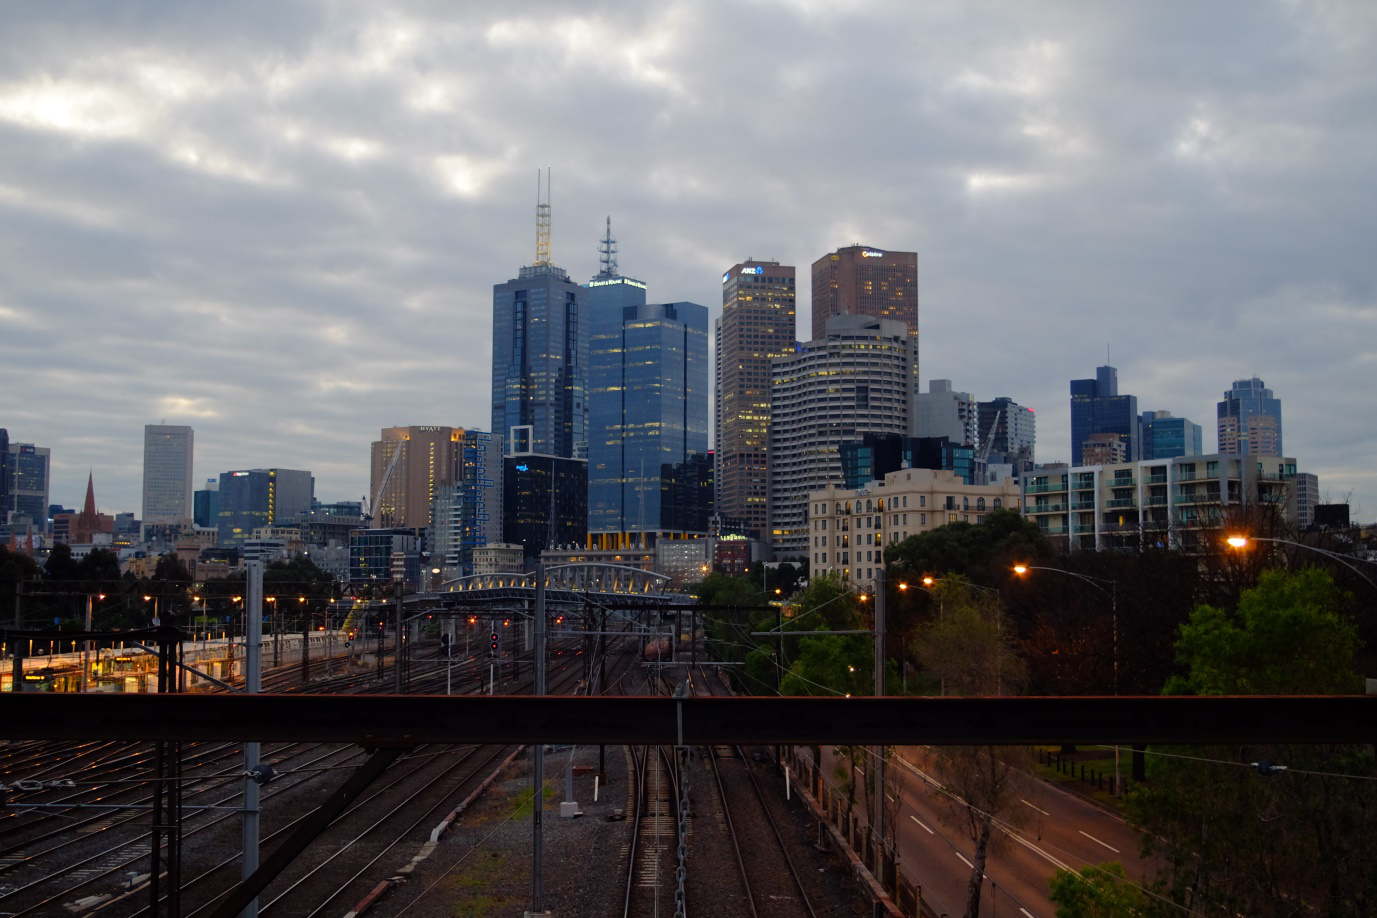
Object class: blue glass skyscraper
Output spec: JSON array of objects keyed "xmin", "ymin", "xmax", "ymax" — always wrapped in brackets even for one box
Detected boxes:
[
  {"xmin": 1217, "ymin": 377, "xmax": 1283, "ymax": 456},
  {"xmin": 490, "ymin": 179, "xmax": 588, "ymax": 460},
  {"xmin": 586, "ymin": 224, "xmax": 709, "ymax": 544},
  {"xmin": 588, "ymin": 300, "xmax": 709, "ymax": 542},
  {"xmin": 1070, "ymin": 365, "xmax": 1140, "ymax": 465}
]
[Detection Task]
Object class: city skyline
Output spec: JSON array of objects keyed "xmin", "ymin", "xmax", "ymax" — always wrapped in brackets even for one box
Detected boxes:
[{"xmin": 1, "ymin": 4, "xmax": 1374, "ymax": 521}]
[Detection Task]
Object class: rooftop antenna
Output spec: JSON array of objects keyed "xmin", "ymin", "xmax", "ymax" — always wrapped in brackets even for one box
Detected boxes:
[
  {"xmin": 598, "ymin": 216, "xmax": 619, "ymax": 278},
  {"xmin": 535, "ymin": 168, "xmax": 552, "ymax": 266}
]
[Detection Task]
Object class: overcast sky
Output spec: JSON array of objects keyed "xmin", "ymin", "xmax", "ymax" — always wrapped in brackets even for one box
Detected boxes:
[{"xmin": 2, "ymin": 1, "xmax": 1374, "ymax": 524}]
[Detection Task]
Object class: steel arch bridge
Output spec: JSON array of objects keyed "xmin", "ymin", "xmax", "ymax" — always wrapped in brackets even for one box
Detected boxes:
[{"xmin": 409, "ymin": 563, "xmax": 684, "ymax": 611}]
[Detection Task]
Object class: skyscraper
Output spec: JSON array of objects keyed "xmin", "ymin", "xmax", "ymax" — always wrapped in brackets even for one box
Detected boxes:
[
  {"xmin": 370, "ymin": 426, "xmax": 464, "ymax": 530},
  {"xmin": 769, "ymin": 315, "xmax": 917, "ymax": 555},
  {"xmin": 1141, "ymin": 411, "xmax": 1202, "ymax": 459},
  {"xmin": 1217, "ymin": 377, "xmax": 1283, "ymax": 456},
  {"xmin": 217, "ymin": 468, "xmax": 314, "ymax": 547},
  {"xmin": 6, "ymin": 442, "xmax": 50, "ymax": 524},
  {"xmin": 491, "ymin": 173, "xmax": 588, "ymax": 460},
  {"xmin": 142, "ymin": 424, "xmax": 194, "ymax": 525},
  {"xmin": 1070, "ymin": 365, "xmax": 1140, "ymax": 465},
  {"xmin": 914, "ymin": 380, "xmax": 978, "ymax": 445},
  {"xmin": 715, "ymin": 259, "xmax": 796, "ymax": 540},
  {"xmin": 811, "ymin": 244, "xmax": 918, "ymax": 340},
  {"xmin": 430, "ymin": 429, "xmax": 502, "ymax": 579},
  {"xmin": 976, "ymin": 396, "xmax": 1036, "ymax": 465},
  {"xmin": 193, "ymin": 478, "xmax": 219, "ymax": 529},
  {"xmin": 589, "ymin": 298, "xmax": 709, "ymax": 545},
  {"xmin": 0, "ymin": 428, "xmax": 9, "ymax": 519}
]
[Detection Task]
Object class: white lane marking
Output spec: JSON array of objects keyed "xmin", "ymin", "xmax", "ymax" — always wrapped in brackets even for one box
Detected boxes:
[
  {"xmin": 1079, "ymin": 829, "xmax": 1120, "ymax": 853},
  {"xmin": 1022, "ymin": 798, "xmax": 1049, "ymax": 815},
  {"xmin": 910, "ymin": 814, "xmax": 934, "ymax": 834},
  {"xmin": 956, "ymin": 851, "xmax": 974, "ymax": 869},
  {"xmin": 1020, "ymin": 909, "xmax": 1035, "ymax": 918},
  {"xmin": 1008, "ymin": 828, "xmax": 1076, "ymax": 872}
]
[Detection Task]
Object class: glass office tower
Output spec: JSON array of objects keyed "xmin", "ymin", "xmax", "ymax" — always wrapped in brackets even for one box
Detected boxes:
[{"xmin": 588, "ymin": 299, "xmax": 710, "ymax": 545}]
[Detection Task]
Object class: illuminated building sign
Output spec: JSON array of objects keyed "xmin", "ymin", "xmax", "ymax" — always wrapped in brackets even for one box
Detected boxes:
[
  {"xmin": 724, "ymin": 265, "xmax": 765, "ymax": 284},
  {"xmin": 861, "ymin": 250, "xmax": 884, "ymax": 258},
  {"xmin": 232, "ymin": 471, "xmax": 249, "ymax": 477},
  {"xmin": 587, "ymin": 278, "xmax": 647, "ymax": 289},
  {"xmin": 515, "ymin": 464, "xmax": 529, "ymax": 472}
]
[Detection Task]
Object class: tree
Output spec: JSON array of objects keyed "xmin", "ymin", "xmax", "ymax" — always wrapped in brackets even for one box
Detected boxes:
[
  {"xmin": 911, "ymin": 577, "xmax": 1029, "ymax": 918},
  {"xmin": 886, "ymin": 508, "xmax": 1051, "ymax": 586},
  {"xmin": 695, "ymin": 570, "xmax": 787, "ymax": 692},
  {"xmin": 1048, "ymin": 861, "xmax": 1165, "ymax": 917},
  {"xmin": 1128, "ymin": 568, "xmax": 1376, "ymax": 917}
]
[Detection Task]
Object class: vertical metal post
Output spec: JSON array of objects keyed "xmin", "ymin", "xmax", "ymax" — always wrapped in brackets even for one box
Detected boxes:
[
  {"xmin": 393, "ymin": 579, "xmax": 403, "ymax": 694},
  {"xmin": 873, "ymin": 569, "xmax": 886, "ymax": 889},
  {"xmin": 532, "ymin": 562, "xmax": 546, "ymax": 915},
  {"xmin": 598, "ymin": 603, "xmax": 607, "ymax": 782},
  {"xmin": 83, "ymin": 594, "xmax": 93, "ymax": 692},
  {"xmin": 242, "ymin": 560, "xmax": 263, "ymax": 918}
]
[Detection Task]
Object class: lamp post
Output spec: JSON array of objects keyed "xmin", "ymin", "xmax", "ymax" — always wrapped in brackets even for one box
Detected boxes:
[
  {"xmin": 1013, "ymin": 564, "xmax": 1121, "ymax": 795},
  {"xmin": 266, "ymin": 597, "xmax": 279, "ymax": 668},
  {"xmin": 83, "ymin": 592, "xmax": 105, "ymax": 692},
  {"xmin": 1226, "ymin": 535, "xmax": 1377, "ymax": 590},
  {"xmin": 907, "ymin": 576, "xmax": 1000, "ymax": 695}
]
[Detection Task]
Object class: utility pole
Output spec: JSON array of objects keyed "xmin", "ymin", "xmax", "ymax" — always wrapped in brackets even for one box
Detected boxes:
[
  {"xmin": 242, "ymin": 560, "xmax": 264, "ymax": 918},
  {"xmin": 873, "ymin": 568, "xmax": 887, "ymax": 891},
  {"xmin": 530, "ymin": 562, "xmax": 548, "ymax": 917},
  {"xmin": 393, "ymin": 578, "xmax": 404, "ymax": 694}
]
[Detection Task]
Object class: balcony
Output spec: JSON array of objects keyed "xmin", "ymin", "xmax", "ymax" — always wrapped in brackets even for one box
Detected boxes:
[
  {"xmin": 1105, "ymin": 498, "xmax": 1137, "ymax": 509},
  {"xmin": 1070, "ymin": 501, "xmax": 1097, "ymax": 511},
  {"xmin": 1032, "ymin": 503, "xmax": 1066, "ymax": 514},
  {"xmin": 1147, "ymin": 474, "xmax": 1168, "ymax": 485},
  {"xmin": 1025, "ymin": 481, "xmax": 1068, "ymax": 494},
  {"xmin": 1144, "ymin": 496, "xmax": 1168, "ymax": 507},
  {"xmin": 1073, "ymin": 523, "xmax": 1097, "ymax": 534},
  {"xmin": 1040, "ymin": 524, "xmax": 1069, "ymax": 535}
]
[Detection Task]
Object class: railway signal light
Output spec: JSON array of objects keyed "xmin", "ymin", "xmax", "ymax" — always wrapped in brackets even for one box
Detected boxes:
[{"xmin": 490, "ymin": 632, "xmax": 499, "ymax": 656}]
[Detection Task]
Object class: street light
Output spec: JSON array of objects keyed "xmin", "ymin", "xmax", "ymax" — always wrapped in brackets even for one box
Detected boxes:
[
  {"xmin": 83, "ymin": 592, "xmax": 106, "ymax": 692},
  {"xmin": 1226, "ymin": 535, "xmax": 1377, "ymax": 590},
  {"xmin": 1013, "ymin": 564, "xmax": 1121, "ymax": 795},
  {"xmin": 905, "ymin": 576, "xmax": 998, "ymax": 695}
]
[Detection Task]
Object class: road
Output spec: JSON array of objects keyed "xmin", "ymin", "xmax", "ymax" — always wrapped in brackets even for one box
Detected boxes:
[{"xmin": 816, "ymin": 746, "xmax": 1151, "ymax": 918}]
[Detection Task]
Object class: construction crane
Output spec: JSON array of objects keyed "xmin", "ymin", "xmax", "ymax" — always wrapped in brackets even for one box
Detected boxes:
[
  {"xmin": 979, "ymin": 408, "xmax": 1002, "ymax": 463},
  {"xmin": 367, "ymin": 440, "xmax": 405, "ymax": 527}
]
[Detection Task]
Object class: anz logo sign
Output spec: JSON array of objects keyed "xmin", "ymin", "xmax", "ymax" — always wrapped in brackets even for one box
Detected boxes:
[{"xmin": 724, "ymin": 265, "xmax": 766, "ymax": 283}]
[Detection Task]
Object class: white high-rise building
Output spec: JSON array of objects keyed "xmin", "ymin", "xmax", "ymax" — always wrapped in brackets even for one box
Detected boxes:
[
  {"xmin": 768, "ymin": 315, "xmax": 918, "ymax": 557},
  {"xmin": 142, "ymin": 425, "xmax": 194, "ymax": 525}
]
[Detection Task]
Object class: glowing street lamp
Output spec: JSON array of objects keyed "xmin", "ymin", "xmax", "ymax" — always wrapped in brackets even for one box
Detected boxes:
[
  {"xmin": 1013, "ymin": 563, "xmax": 1122, "ymax": 795},
  {"xmin": 1226, "ymin": 534, "xmax": 1376, "ymax": 589}
]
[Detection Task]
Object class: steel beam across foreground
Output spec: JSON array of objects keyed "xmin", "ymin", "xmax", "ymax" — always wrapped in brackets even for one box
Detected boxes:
[{"xmin": 1, "ymin": 694, "xmax": 1371, "ymax": 746}]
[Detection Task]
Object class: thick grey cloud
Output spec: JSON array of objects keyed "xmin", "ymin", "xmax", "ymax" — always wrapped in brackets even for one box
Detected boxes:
[{"xmin": 1, "ymin": 0, "xmax": 1374, "ymax": 520}]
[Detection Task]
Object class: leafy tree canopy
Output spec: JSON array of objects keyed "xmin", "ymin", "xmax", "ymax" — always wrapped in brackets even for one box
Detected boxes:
[
  {"xmin": 886, "ymin": 508, "xmax": 1051, "ymax": 587},
  {"xmin": 1048, "ymin": 861, "xmax": 1165, "ymax": 918},
  {"xmin": 1166, "ymin": 566, "xmax": 1360, "ymax": 696}
]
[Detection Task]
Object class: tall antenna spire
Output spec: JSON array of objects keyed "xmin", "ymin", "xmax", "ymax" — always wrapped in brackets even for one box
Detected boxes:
[
  {"xmin": 534, "ymin": 167, "xmax": 551, "ymax": 266},
  {"xmin": 598, "ymin": 215, "xmax": 619, "ymax": 278}
]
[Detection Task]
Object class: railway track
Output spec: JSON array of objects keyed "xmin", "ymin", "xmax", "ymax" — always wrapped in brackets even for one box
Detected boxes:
[{"xmin": 0, "ymin": 633, "xmax": 597, "ymax": 916}]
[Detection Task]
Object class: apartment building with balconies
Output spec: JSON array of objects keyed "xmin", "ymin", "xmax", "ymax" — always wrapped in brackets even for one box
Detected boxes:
[{"xmin": 1022, "ymin": 452, "xmax": 1298, "ymax": 552}]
